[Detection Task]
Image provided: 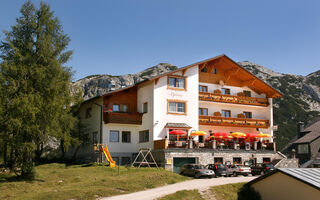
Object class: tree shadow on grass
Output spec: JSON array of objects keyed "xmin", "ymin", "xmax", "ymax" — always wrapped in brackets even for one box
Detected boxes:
[{"xmin": 0, "ymin": 173, "xmax": 44, "ymax": 183}]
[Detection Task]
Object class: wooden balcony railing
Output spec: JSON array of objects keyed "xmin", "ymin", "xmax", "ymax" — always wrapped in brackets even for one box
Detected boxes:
[
  {"xmin": 154, "ymin": 139, "xmax": 168, "ymax": 150},
  {"xmin": 199, "ymin": 92, "xmax": 269, "ymax": 107},
  {"xmin": 104, "ymin": 112, "xmax": 143, "ymax": 125},
  {"xmin": 199, "ymin": 115, "xmax": 270, "ymax": 128}
]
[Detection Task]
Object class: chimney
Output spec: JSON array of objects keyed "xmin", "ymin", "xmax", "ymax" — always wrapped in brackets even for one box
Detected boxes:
[{"xmin": 297, "ymin": 122, "xmax": 304, "ymax": 138}]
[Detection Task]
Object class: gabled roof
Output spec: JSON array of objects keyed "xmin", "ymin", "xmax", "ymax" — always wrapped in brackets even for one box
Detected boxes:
[
  {"xmin": 247, "ymin": 168, "xmax": 320, "ymax": 190},
  {"xmin": 294, "ymin": 120, "xmax": 320, "ymax": 144}
]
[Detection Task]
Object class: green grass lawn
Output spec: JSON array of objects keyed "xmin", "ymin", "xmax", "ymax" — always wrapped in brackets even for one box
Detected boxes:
[
  {"xmin": 0, "ymin": 163, "xmax": 190, "ymax": 200},
  {"xmin": 157, "ymin": 189, "xmax": 204, "ymax": 200},
  {"xmin": 210, "ymin": 182, "xmax": 246, "ymax": 200}
]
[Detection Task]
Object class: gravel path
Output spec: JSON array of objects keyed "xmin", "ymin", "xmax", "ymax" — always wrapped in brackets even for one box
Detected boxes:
[{"xmin": 101, "ymin": 176, "xmax": 256, "ymax": 200}]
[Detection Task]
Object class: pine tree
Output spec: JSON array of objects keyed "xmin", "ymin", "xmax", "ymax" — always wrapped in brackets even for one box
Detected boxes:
[{"xmin": 0, "ymin": 1, "xmax": 78, "ymax": 176}]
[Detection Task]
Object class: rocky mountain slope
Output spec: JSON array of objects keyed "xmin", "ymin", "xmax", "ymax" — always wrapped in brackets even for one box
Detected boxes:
[
  {"xmin": 73, "ymin": 61, "xmax": 320, "ymax": 150},
  {"xmin": 73, "ymin": 63, "xmax": 177, "ymax": 100},
  {"xmin": 239, "ymin": 62, "xmax": 320, "ymax": 149}
]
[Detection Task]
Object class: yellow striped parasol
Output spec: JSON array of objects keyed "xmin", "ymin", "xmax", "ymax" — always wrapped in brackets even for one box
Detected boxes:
[
  {"xmin": 190, "ymin": 131, "xmax": 207, "ymax": 136},
  {"xmin": 231, "ymin": 132, "xmax": 246, "ymax": 138}
]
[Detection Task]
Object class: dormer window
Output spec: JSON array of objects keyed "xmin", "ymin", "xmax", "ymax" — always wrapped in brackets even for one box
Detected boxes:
[
  {"xmin": 168, "ymin": 76, "xmax": 186, "ymax": 90},
  {"xmin": 212, "ymin": 68, "xmax": 218, "ymax": 74},
  {"xmin": 201, "ymin": 67, "xmax": 208, "ymax": 72}
]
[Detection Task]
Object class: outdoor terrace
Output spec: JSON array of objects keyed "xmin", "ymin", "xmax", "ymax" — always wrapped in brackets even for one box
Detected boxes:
[
  {"xmin": 199, "ymin": 92, "xmax": 269, "ymax": 107},
  {"xmin": 199, "ymin": 115, "xmax": 270, "ymax": 128},
  {"xmin": 154, "ymin": 139, "xmax": 276, "ymax": 152},
  {"xmin": 103, "ymin": 112, "xmax": 143, "ymax": 125}
]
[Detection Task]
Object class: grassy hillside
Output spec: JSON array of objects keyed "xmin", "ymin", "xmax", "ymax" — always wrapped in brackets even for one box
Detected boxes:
[{"xmin": 0, "ymin": 163, "xmax": 190, "ymax": 200}]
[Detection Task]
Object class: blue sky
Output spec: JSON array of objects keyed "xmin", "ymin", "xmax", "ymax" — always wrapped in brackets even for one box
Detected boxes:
[{"xmin": 1, "ymin": 0, "xmax": 319, "ymax": 80}]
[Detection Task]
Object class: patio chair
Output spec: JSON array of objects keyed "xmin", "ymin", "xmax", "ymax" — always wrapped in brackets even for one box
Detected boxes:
[{"xmin": 199, "ymin": 143, "xmax": 205, "ymax": 148}]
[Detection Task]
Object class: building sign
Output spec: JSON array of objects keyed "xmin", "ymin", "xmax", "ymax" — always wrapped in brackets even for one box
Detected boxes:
[
  {"xmin": 169, "ymin": 91, "xmax": 183, "ymax": 98},
  {"xmin": 166, "ymin": 158, "xmax": 172, "ymax": 165}
]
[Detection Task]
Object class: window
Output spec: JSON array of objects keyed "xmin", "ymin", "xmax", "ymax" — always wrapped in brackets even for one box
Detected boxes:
[
  {"xmin": 121, "ymin": 157, "xmax": 131, "ymax": 165},
  {"xmin": 221, "ymin": 110, "xmax": 231, "ymax": 117},
  {"xmin": 113, "ymin": 104, "xmax": 120, "ymax": 112},
  {"xmin": 212, "ymin": 68, "xmax": 218, "ymax": 74},
  {"xmin": 243, "ymin": 112, "xmax": 252, "ymax": 118},
  {"xmin": 199, "ymin": 108, "xmax": 208, "ymax": 116},
  {"xmin": 243, "ymin": 90, "xmax": 251, "ymax": 97},
  {"xmin": 121, "ymin": 104, "xmax": 129, "ymax": 112},
  {"xmin": 221, "ymin": 88, "xmax": 230, "ymax": 95},
  {"xmin": 233, "ymin": 157, "xmax": 242, "ymax": 164},
  {"xmin": 297, "ymin": 144, "xmax": 309, "ymax": 154},
  {"xmin": 139, "ymin": 130, "xmax": 149, "ymax": 143},
  {"xmin": 199, "ymin": 85, "xmax": 208, "ymax": 92},
  {"xmin": 113, "ymin": 157, "xmax": 119, "ymax": 165},
  {"xmin": 214, "ymin": 157, "xmax": 223, "ymax": 164},
  {"xmin": 263, "ymin": 158, "xmax": 271, "ymax": 163},
  {"xmin": 92, "ymin": 131, "xmax": 98, "ymax": 145},
  {"xmin": 109, "ymin": 130, "xmax": 119, "ymax": 142},
  {"xmin": 168, "ymin": 76, "xmax": 186, "ymax": 89},
  {"xmin": 122, "ymin": 131, "xmax": 131, "ymax": 143},
  {"xmin": 85, "ymin": 107, "xmax": 92, "ymax": 118},
  {"xmin": 168, "ymin": 101, "xmax": 186, "ymax": 114},
  {"xmin": 143, "ymin": 102, "xmax": 148, "ymax": 113},
  {"xmin": 201, "ymin": 67, "xmax": 208, "ymax": 72}
]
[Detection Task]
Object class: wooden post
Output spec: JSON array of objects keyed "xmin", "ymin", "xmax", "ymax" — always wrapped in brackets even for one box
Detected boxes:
[{"xmin": 118, "ymin": 164, "xmax": 120, "ymax": 176}]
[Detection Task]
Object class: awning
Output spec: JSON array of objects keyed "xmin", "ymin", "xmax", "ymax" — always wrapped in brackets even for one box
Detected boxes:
[{"xmin": 165, "ymin": 123, "xmax": 192, "ymax": 129}]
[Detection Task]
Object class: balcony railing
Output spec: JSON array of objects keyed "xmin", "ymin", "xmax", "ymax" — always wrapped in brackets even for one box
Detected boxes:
[
  {"xmin": 104, "ymin": 112, "xmax": 143, "ymax": 125},
  {"xmin": 199, "ymin": 115, "xmax": 270, "ymax": 128},
  {"xmin": 199, "ymin": 92, "xmax": 269, "ymax": 107}
]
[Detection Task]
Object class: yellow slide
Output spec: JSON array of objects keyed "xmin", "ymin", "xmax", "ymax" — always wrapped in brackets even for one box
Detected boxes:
[{"xmin": 100, "ymin": 145, "xmax": 116, "ymax": 167}]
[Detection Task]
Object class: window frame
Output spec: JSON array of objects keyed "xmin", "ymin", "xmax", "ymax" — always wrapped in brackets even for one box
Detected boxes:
[
  {"xmin": 143, "ymin": 102, "xmax": 148, "ymax": 113},
  {"xmin": 243, "ymin": 111, "xmax": 252, "ymax": 119},
  {"xmin": 212, "ymin": 68, "xmax": 218, "ymax": 74},
  {"xmin": 167, "ymin": 75, "xmax": 187, "ymax": 91},
  {"xmin": 199, "ymin": 85, "xmax": 208, "ymax": 92},
  {"xmin": 221, "ymin": 110, "xmax": 231, "ymax": 118},
  {"xmin": 112, "ymin": 104, "xmax": 120, "ymax": 112},
  {"xmin": 121, "ymin": 131, "xmax": 131, "ymax": 143},
  {"xmin": 167, "ymin": 100, "xmax": 187, "ymax": 115},
  {"xmin": 221, "ymin": 88, "xmax": 231, "ymax": 95},
  {"xmin": 199, "ymin": 107, "xmax": 208, "ymax": 116},
  {"xmin": 297, "ymin": 144, "xmax": 309, "ymax": 154},
  {"xmin": 139, "ymin": 130, "xmax": 149, "ymax": 143},
  {"xmin": 109, "ymin": 130, "xmax": 119, "ymax": 143},
  {"xmin": 120, "ymin": 104, "xmax": 129, "ymax": 112}
]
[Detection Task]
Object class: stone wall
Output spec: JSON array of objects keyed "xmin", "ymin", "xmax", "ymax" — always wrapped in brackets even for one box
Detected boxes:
[{"xmin": 153, "ymin": 149, "xmax": 284, "ymax": 172}]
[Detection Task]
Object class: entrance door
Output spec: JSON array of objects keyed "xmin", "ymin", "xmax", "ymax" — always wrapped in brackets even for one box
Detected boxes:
[{"xmin": 173, "ymin": 157, "xmax": 196, "ymax": 173}]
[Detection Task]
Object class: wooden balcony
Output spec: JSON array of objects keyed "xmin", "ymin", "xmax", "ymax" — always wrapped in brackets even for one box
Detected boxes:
[
  {"xmin": 199, "ymin": 115, "xmax": 270, "ymax": 128},
  {"xmin": 104, "ymin": 112, "xmax": 143, "ymax": 125},
  {"xmin": 199, "ymin": 92, "xmax": 269, "ymax": 107}
]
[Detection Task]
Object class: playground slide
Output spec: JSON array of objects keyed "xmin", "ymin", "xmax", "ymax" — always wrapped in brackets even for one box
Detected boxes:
[{"xmin": 101, "ymin": 145, "xmax": 116, "ymax": 167}]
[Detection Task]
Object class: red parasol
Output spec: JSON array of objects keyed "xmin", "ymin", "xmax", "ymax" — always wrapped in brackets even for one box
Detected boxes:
[
  {"xmin": 212, "ymin": 132, "xmax": 229, "ymax": 139},
  {"xmin": 169, "ymin": 130, "xmax": 187, "ymax": 141}
]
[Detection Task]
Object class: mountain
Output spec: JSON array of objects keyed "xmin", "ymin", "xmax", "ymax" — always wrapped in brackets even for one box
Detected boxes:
[
  {"xmin": 73, "ymin": 63, "xmax": 178, "ymax": 100},
  {"xmin": 72, "ymin": 61, "xmax": 320, "ymax": 150},
  {"xmin": 239, "ymin": 61, "xmax": 320, "ymax": 149}
]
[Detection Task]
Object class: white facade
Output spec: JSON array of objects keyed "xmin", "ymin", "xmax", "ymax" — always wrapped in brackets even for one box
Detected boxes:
[{"xmin": 153, "ymin": 66, "xmax": 199, "ymax": 139}]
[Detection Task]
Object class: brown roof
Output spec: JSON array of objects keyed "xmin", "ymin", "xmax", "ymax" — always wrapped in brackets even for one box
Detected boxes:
[{"xmin": 294, "ymin": 120, "xmax": 320, "ymax": 144}]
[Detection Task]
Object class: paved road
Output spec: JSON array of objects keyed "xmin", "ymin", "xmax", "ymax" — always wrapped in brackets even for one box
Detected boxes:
[{"xmin": 101, "ymin": 176, "xmax": 256, "ymax": 200}]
